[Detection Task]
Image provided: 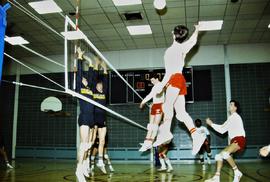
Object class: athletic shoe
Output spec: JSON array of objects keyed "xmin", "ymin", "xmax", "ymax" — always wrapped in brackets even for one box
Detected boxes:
[
  {"xmin": 6, "ymin": 163, "xmax": 13, "ymax": 169},
  {"xmin": 75, "ymin": 165, "xmax": 87, "ymax": 182},
  {"xmin": 191, "ymin": 130, "xmax": 206, "ymax": 155},
  {"xmin": 139, "ymin": 140, "xmax": 152, "ymax": 152},
  {"xmin": 204, "ymin": 175, "xmax": 220, "ymax": 182},
  {"xmin": 109, "ymin": 165, "xmax": 114, "ymax": 172},
  {"xmin": 157, "ymin": 166, "xmax": 167, "ymax": 172},
  {"xmin": 96, "ymin": 161, "xmax": 107, "ymax": 174},
  {"xmin": 233, "ymin": 170, "xmax": 243, "ymax": 182},
  {"xmin": 82, "ymin": 160, "xmax": 89, "ymax": 177},
  {"xmin": 166, "ymin": 166, "xmax": 173, "ymax": 172}
]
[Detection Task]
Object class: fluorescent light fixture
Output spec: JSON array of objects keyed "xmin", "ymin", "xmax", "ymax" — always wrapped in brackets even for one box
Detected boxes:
[
  {"xmin": 153, "ymin": 0, "xmax": 166, "ymax": 10},
  {"xmin": 4, "ymin": 36, "xmax": 29, "ymax": 45},
  {"xmin": 61, "ymin": 31, "xmax": 85, "ymax": 40},
  {"xmin": 112, "ymin": 0, "xmax": 142, "ymax": 6},
  {"xmin": 28, "ymin": 0, "xmax": 62, "ymax": 14},
  {"xmin": 127, "ymin": 25, "xmax": 152, "ymax": 35},
  {"xmin": 268, "ymin": 24, "xmax": 270, "ymax": 28},
  {"xmin": 198, "ymin": 20, "xmax": 223, "ymax": 31}
]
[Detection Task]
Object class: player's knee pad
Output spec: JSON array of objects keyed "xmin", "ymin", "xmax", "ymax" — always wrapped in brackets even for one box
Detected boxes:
[
  {"xmin": 221, "ymin": 151, "xmax": 230, "ymax": 160},
  {"xmin": 199, "ymin": 154, "xmax": 204, "ymax": 159},
  {"xmin": 159, "ymin": 153, "xmax": 165, "ymax": 158},
  {"xmin": 207, "ymin": 152, "xmax": 212, "ymax": 157},
  {"xmin": 215, "ymin": 154, "xmax": 223, "ymax": 161},
  {"xmin": 104, "ymin": 154, "xmax": 109, "ymax": 159}
]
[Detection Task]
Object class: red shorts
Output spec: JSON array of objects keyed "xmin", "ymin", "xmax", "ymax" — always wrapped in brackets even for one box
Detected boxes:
[
  {"xmin": 230, "ymin": 136, "xmax": 246, "ymax": 153},
  {"xmin": 151, "ymin": 103, "xmax": 163, "ymax": 115},
  {"xmin": 166, "ymin": 73, "xmax": 187, "ymax": 95}
]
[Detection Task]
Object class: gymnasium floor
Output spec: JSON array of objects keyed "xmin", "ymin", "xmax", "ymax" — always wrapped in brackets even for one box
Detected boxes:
[{"xmin": 0, "ymin": 159, "xmax": 269, "ymax": 182}]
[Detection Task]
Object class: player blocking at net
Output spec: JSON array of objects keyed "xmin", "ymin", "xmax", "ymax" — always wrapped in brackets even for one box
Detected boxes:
[{"xmin": 75, "ymin": 47, "xmax": 96, "ymax": 182}]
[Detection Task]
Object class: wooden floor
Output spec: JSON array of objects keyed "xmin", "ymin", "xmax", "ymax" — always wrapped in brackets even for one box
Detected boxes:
[{"xmin": 0, "ymin": 159, "xmax": 270, "ymax": 182}]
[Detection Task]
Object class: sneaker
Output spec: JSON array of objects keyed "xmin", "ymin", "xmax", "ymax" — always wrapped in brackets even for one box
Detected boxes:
[
  {"xmin": 153, "ymin": 131, "xmax": 173, "ymax": 147},
  {"xmin": 75, "ymin": 165, "xmax": 87, "ymax": 182},
  {"xmin": 96, "ymin": 161, "xmax": 107, "ymax": 174},
  {"xmin": 157, "ymin": 166, "xmax": 167, "ymax": 172},
  {"xmin": 6, "ymin": 163, "xmax": 13, "ymax": 169},
  {"xmin": 109, "ymin": 165, "xmax": 114, "ymax": 172},
  {"xmin": 82, "ymin": 160, "xmax": 90, "ymax": 177},
  {"xmin": 191, "ymin": 130, "xmax": 206, "ymax": 155},
  {"xmin": 167, "ymin": 166, "xmax": 173, "ymax": 173},
  {"xmin": 233, "ymin": 170, "xmax": 243, "ymax": 182},
  {"xmin": 139, "ymin": 140, "xmax": 152, "ymax": 152},
  {"xmin": 204, "ymin": 175, "xmax": 220, "ymax": 182}
]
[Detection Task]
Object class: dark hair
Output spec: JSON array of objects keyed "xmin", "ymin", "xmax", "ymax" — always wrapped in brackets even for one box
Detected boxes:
[
  {"xmin": 150, "ymin": 73, "xmax": 160, "ymax": 80},
  {"xmin": 195, "ymin": 119, "xmax": 202, "ymax": 123},
  {"xmin": 173, "ymin": 25, "xmax": 189, "ymax": 43},
  {"xmin": 96, "ymin": 79, "xmax": 103, "ymax": 85},
  {"xmin": 230, "ymin": 99, "xmax": 241, "ymax": 114}
]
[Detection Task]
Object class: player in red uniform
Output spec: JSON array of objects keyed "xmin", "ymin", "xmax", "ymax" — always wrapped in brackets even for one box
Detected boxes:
[{"xmin": 205, "ymin": 100, "xmax": 246, "ymax": 182}]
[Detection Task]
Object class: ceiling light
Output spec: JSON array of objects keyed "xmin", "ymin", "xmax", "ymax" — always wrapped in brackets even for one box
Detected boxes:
[
  {"xmin": 112, "ymin": 0, "xmax": 142, "ymax": 6},
  {"xmin": 28, "ymin": 0, "xmax": 62, "ymax": 14},
  {"xmin": 153, "ymin": 0, "xmax": 166, "ymax": 10},
  {"xmin": 61, "ymin": 31, "xmax": 85, "ymax": 40},
  {"xmin": 198, "ymin": 20, "xmax": 223, "ymax": 31},
  {"xmin": 127, "ymin": 25, "xmax": 152, "ymax": 35},
  {"xmin": 268, "ymin": 24, "xmax": 270, "ymax": 28},
  {"xmin": 4, "ymin": 36, "xmax": 29, "ymax": 45}
]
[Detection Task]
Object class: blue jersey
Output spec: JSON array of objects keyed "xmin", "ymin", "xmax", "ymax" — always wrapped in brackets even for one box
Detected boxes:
[
  {"xmin": 76, "ymin": 60, "xmax": 94, "ymax": 112},
  {"xmin": 93, "ymin": 69, "xmax": 108, "ymax": 113}
]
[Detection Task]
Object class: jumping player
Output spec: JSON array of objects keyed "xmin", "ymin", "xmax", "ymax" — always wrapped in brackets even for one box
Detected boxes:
[
  {"xmin": 92, "ymin": 57, "xmax": 108, "ymax": 174},
  {"xmin": 205, "ymin": 100, "xmax": 246, "ymax": 182},
  {"xmin": 75, "ymin": 47, "xmax": 95, "ymax": 182},
  {"xmin": 139, "ymin": 73, "xmax": 165, "ymax": 152},
  {"xmin": 151, "ymin": 24, "xmax": 206, "ymax": 155}
]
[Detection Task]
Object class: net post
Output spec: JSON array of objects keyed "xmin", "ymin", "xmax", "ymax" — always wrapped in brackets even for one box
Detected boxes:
[{"xmin": 64, "ymin": 16, "xmax": 69, "ymax": 91}]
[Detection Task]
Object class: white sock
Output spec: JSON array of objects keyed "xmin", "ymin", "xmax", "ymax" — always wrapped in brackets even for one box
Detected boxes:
[
  {"xmin": 233, "ymin": 166, "xmax": 241, "ymax": 174},
  {"xmin": 165, "ymin": 158, "xmax": 172, "ymax": 169},
  {"xmin": 159, "ymin": 158, "xmax": 166, "ymax": 169},
  {"xmin": 98, "ymin": 156, "xmax": 104, "ymax": 164}
]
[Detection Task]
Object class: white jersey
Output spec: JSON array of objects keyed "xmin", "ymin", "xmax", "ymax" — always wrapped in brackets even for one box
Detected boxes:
[
  {"xmin": 211, "ymin": 112, "xmax": 246, "ymax": 140},
  {"xmin": 196, "ymin": 126, "xmax": 210, "ymax": 139},
  {"xmin": 142, "ymin": 82, "xmax": 165, "ymax": 104},
  {"xmin": 160, "ymin": 29, "xmax": 199, "ymax": 88}
]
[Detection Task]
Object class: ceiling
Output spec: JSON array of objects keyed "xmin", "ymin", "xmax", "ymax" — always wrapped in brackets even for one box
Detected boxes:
[{"xmin": 5, "ymin": 0, "xmax": 270, "ymax": 58}]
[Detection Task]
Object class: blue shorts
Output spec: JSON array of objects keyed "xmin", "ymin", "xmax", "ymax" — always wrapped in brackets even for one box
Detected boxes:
[
  {"xmin": 78, "ymin": 111, "xmax": 95, "ymax": 128},
  {"xmin": 94, "ymin": 111, "xmax": 106, "ymax": 128}
]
